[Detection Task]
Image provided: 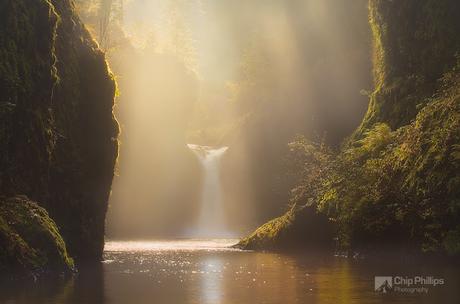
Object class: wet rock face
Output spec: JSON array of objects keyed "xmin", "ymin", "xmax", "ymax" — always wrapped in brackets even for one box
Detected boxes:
[
  {"xmin": 0, "ymin": 0, "xmax": 119, "ymax": 263},
  {"xmin": 360, "ymin": 0, "xmax": 460, "ymax": 132},
  {"xmin": 0, "ymin": 196, "xmax": 74, "ymax": 275}
]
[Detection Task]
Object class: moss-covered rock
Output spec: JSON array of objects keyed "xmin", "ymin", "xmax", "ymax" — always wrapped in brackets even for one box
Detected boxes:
[
  {"xmin": 0, "ymin": 196, "xmax": 74, "ymax": 275},
  {"xmin": 236, "ymin": 206, "xmax": 335, "ymax": 251},
  {"xmin": 0, "ymin": 0, "xmax": 119, "ymax": 263}
]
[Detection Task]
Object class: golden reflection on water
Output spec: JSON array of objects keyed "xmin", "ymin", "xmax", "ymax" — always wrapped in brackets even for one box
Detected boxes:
[
  {"xmin": 191, "ymin": 251, "xmax": 301, "ymax": 304},
  {"xmin": 1, "ymin": 240, "xmax": 458, "ymax": 304},
  {"xmin": 198, "ymin": 257, "xmax": 224, "ymax": 304},
  {"xmin": 104, "ymin": 239, "xmax": 240, "ymax": 252},
  {"xmin": 99, "ymin": 240, "xmax": 459, "ymax": 304},
  {"xmin": 104, "ymin": 239, "xmax": 316, "ymax": 303}
]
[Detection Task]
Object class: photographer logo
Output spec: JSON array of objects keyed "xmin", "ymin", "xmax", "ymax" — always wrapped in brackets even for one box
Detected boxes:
[{"xmin": 375, "ymin": 276, "xmax": 393, "ymax": 293}]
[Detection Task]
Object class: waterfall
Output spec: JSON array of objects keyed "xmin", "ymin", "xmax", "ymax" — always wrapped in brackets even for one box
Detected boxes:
[{"xmin": 187, "ymin": 144, "xmax": 229, "ymax": 237}]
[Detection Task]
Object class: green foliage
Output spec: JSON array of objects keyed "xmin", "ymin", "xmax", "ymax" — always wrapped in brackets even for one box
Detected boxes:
[
  {"xmin": 287, "ymin": 135, "xmax": 335, "ymax": 209},
  {"xmin": 74, "ymin": 0, "xmax": 124, "ymax": 51},
  {"xmin": 443, "ymin": 227, "xmax": 460, "ymax": 255},
  {"xmin": 241, "ymin": 18, "xmax": 460, "ymax": 254},
  {"xmin": 281, "ymin": 63, "xmax": 459, "ymax": 254}
]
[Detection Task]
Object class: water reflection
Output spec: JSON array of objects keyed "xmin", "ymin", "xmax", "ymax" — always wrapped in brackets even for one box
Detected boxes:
[
  {"xmin": 1, "ymin": 240, "xmax": 459, "ymax": 304},
  {"xmin": 198, "ymin": 257, "xmax": 224, "ymax": 304}
]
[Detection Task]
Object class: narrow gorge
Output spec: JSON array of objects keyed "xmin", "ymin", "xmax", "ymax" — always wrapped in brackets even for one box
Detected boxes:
[{"xmin": 1, "ymin": 0, "xmax": 459, "ymax": 303}]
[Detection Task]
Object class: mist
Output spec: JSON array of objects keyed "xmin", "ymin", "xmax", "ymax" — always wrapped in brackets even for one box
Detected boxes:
[{"xmin": 89, "ymin": 0, "xmax": 373, "ymax": 238}]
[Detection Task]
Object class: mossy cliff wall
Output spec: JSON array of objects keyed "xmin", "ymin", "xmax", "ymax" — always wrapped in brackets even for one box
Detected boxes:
[
  {"xmin": 0, "ymin": 0, "xmax": 119, "ymax": 263},
  {"xmin": 359, "ymin": 0, "xmax": 460, "ymax": 132},
  {"xmin": 239, "ymin": 0, "xmax": 460, "ymax": 254}
]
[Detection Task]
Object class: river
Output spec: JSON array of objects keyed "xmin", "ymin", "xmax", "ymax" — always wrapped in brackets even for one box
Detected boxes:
[{"xmin": 1, "ymin": 239, "xmax": 459, "ymax": 303}]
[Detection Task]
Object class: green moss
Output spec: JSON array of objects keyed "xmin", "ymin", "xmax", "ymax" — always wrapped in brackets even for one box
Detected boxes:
[
  {"xmin": 0, "ymin": 196, "xmax": 74, "ymax": 275},
  {"xmin": 236, "ymin": 206, "xmax": 335, "ymax": 251},
  {"xmin": 0, "ymin": 214, "xmax": 40, "ymax": 271},
  {"xmin": 236, "ymin": 211, "xmax": 294, "ymax": 250},
  {"xmin": 356, "ymin": 0, "xmax": 460, "ymax": 135}
]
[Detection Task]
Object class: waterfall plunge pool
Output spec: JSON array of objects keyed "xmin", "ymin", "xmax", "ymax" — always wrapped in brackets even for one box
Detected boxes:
[{"xmin": 2, "ymin": 146, "xmax": 458, "ymax": 303}]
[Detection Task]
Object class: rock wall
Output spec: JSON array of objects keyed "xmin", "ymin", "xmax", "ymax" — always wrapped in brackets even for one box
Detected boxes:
[
  {"xmin": 239, "ymin": 0, "xmax": 460, "ymax": 255},
  {"xmin": 0, "ymin": 0, "xmax": 119, "ymax": 263},
  {"xmin": 358, "ymin": 0, "xmax": 460, "ymax": 132}
]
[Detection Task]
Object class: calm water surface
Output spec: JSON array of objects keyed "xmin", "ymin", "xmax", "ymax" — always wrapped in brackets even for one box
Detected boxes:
[{"xmin": 1, "ymin": 239, "xmax": 459, "ymax": 304}]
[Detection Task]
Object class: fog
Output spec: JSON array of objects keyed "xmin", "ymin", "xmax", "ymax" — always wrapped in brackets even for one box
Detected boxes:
[{"xmin": 92, "ymin": 0, "xmax": 372, "ymax": 238}]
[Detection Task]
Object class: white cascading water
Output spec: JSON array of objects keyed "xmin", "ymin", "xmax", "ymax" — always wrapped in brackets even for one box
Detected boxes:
[{"xmin": 187, "ymin": 144, "xmax": 229, "ymax": 237}]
